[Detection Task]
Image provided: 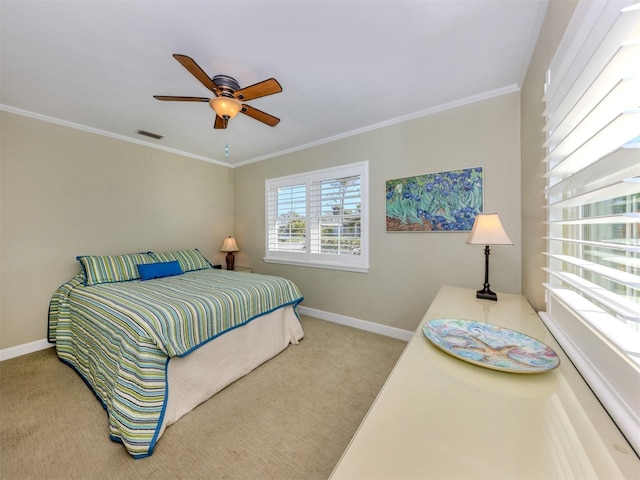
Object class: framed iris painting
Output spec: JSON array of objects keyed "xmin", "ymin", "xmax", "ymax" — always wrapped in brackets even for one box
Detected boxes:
[{"xmin": 385, "ymin": 166, "xmax": 483, "ymax": 232}]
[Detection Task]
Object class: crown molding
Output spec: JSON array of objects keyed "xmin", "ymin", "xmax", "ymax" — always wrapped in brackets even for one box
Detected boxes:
[
  {"xmin": 234, "ymin": 85, "xmax": 520, "ymax": 167},
  {"xmin": 0, "ymin": 104, "xmax": 229, "ymax": 167},
  {"xmin": 3, "ymin": 84, "xmax": 519, "ymax": 169}
]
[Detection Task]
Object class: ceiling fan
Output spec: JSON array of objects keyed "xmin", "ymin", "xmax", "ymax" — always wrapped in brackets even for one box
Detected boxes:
[{"xmin": 154, "ymin": 54, "xmax": 282, "ymax": 129}]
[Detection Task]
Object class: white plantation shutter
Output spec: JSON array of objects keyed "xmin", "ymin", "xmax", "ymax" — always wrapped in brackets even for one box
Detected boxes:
[
  {"xmin": 265, "ymin": 161, "xmax": 369, "ymax": 272},
  {"xmin": 309, "ymin": 175, "xmax": 362, "ymax": 256},
  {"xmin": 540, "ymin": 0, "xmax": 640, "ymax": 453},
  {"xmin": 266, "ymin": 182, "xmax": 307, "ymax": 253}
]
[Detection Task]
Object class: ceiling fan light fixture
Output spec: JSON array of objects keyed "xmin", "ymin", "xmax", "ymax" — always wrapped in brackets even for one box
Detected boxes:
[
  {"xmin": 155, "ymin": 55, "xmax": 281, "ymax": 129},
  {"xmin": 209, "ymin": 96, "xmax": 242, "ymax": 119}
]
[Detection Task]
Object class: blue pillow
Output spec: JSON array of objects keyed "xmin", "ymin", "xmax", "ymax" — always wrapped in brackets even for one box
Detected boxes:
[{"xmin": 137, "ymin": 261, "xmax": 183, "ymax": 281}]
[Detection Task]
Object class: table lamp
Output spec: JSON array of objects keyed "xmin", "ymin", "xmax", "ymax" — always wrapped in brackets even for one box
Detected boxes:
[
  {"xmin": 466, "ymin": 213, "xmax": 513, "ymax": 301},
  {"xmin": 220, "ymin": 236, "xmax": 239, "ymax": 271}
]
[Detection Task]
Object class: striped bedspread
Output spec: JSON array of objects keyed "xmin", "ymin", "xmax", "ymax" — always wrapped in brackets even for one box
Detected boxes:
[{"xmin": 48, "ymin": 268, "xmax": 303, "ymax": 458}]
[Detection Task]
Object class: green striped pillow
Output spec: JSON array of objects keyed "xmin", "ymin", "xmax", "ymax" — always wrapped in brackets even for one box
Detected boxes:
[
  {"xmin": 151, "ymin": 249, "xmax": 211, "ymax": 272},
  {"xmin": 77, "ymin": 252, "xmax": 155, "ymax": 286}
]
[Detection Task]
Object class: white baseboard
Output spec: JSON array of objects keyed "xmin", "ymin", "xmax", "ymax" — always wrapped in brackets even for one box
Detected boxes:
[
  {"xmin": 1, "ymin": 308, "xmax": 411, "ymax": 362},
  {"xmin": 0, "ymin": 339, "xmax": 53, "ymax": 362},
  {"xmin": 298, "ymin": 306, "xmax": 413, "ymax": 342}
]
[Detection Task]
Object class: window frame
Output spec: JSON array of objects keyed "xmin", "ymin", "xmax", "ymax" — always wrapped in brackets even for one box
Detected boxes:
[{"xmin": 264, "ymin": 161, "xmax": 369, "ymax": 273}]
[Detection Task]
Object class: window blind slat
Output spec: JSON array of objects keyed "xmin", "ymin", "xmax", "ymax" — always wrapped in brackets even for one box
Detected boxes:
[
  {"xmin": 546, "ymin": 213, "xmax": 640, "ymax": 225},
  {"xmin": 547, "ymin": 178, "xmax": 640, "ymax": 208},
  {"xmin": 544, "ymin": 268, "xmax": 640, "ymax": 320},
  {"xmin": 544, "ymin": 252, "xmax": 640, "ymax": 288},
  {"xmin": 544, "ymin": 111, "xmax": 640, "ymax": 177},
  {"xmin": 545, "ymin": 236, "xmax": 640, "ymax": 253},
  {"xmin": 545, "ymin": 147, "xmax": 640, "ymax": 200}
]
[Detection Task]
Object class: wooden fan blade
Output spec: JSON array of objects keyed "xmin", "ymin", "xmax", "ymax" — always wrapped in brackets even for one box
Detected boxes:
[
  {"xmin": 154, "ymin": 95, "xmax": 210, "ymax": 102},
  {"xmin": 172, "ymin": 54, "xmax": 221, "ymax": 95},
  {"xmin": 234, "ymin": 78, "xmax": 282, "ymax": 101},
  {"xmin": 214, "ymin": 115, "xmax": 228, "ymax": 129},
  {"xmin": 240, "ymin": 104, "xmax": 280, "ymax": 127}
]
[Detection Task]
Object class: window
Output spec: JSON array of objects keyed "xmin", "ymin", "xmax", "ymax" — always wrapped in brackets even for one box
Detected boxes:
[
  {"xmin": 265, "ymin": 161, "xmax": 369, "ymax": 272},
  {"xmin": 540, "ymin": 0, "xmax": 640, "ymax": 453}
]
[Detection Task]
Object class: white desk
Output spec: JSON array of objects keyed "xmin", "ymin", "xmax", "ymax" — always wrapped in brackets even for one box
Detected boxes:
[{"xmin": 330, "ymin": 286, "xmax": 639, "ymax": 479}]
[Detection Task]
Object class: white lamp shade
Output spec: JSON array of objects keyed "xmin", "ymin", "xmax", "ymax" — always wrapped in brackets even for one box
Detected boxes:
[
  {"xmin": 209, "ymin": 97, "xmax": 242, "ymax": 119},
  {"xmin": 220, "ymin": 236, "xmax": 239, "ymax": 252},
  {"xmin": 466, "ymin": 213, "xmax": 513, "ymax": 245}
]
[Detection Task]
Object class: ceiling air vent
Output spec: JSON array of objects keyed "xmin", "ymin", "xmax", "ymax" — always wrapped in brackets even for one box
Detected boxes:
[{"xmin": 137, "ymin": 130, "xmax": 163, "ymax": 140}]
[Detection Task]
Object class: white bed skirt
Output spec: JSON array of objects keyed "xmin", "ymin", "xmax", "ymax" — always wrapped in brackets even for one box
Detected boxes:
[{"xmin": 159, "ymin": 306, "xmax": 304, "ymax": 438}]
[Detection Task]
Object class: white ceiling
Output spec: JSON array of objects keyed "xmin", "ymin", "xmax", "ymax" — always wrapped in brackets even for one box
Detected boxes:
[{"xmin": 1, "ymin": 0, "xmax": 548, "ymax": 166}]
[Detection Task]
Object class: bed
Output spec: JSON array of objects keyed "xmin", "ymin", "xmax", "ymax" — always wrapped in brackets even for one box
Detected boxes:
[{"xmin": 48, "ymin": 249, "xmax": 304, "ymax": 458}]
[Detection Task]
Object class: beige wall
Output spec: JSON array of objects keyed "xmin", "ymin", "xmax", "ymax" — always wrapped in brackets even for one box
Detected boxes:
[
  {"xmin": 234, "ymin": 92, "xmax": 522, "ymax": 332},
  {"xmin": 520, "ymin": 0, "xmax": 577, "ymax": 311},
  {"xmin": 0, "ymin": 111, "xmax": 233, "ymax": 349}
]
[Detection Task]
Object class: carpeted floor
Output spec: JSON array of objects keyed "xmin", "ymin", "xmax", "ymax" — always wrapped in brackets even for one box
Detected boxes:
[{"xmin": 0, "ymin": 316, "xmax": 406, "ymax": 480}]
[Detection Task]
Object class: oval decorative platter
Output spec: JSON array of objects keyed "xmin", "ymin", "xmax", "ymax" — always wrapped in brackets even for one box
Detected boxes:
[{"xmin": 422, "ymin": 318, "xmax": 560, "ymax": 373}]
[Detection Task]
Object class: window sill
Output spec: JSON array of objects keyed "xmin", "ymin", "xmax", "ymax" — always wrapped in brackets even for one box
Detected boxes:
[{"xmin": 263, "ymin": 256, "xmax": 369, "ymax": 273}]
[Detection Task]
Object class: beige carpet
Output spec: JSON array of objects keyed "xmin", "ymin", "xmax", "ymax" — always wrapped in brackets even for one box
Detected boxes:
[{"xmin": 0, "ymin": 316, "xmax": 406, "ymax": 480}]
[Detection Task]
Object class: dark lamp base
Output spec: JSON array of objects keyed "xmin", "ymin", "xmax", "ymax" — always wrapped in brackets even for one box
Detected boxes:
[
  {"xmin": 476, "ymin": 245, "xmax": 498, "ymax": 301},
  {"xmin": 225, "ymin": 252, "xmax": 235, "ymax": 271},
  {"xmin": 476, "ymin": 285, "xmax": 497, "ymax": 301}
]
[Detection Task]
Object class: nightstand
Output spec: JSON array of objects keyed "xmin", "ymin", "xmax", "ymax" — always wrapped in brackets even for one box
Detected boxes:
[{"xmin": 229, "ymin": 266, "xmax": 252, "ymax": 273}]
